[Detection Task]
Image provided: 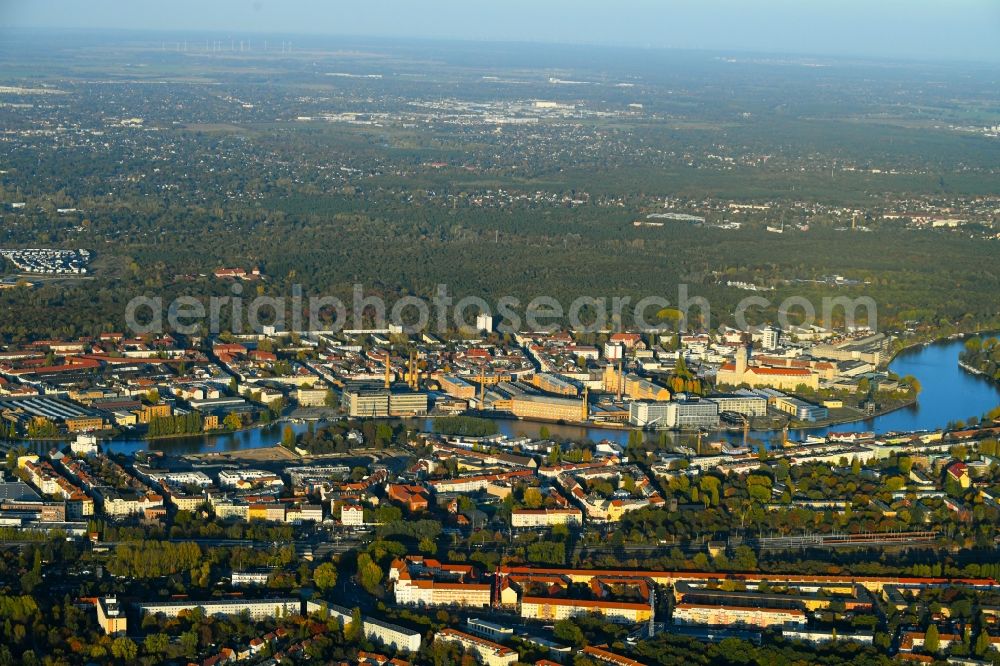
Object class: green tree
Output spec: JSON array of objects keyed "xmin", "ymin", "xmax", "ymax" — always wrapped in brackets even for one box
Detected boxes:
[
  {"xmin": 314, "ymin": 562, "xmax": 338, "ymax": 593},
  {"xmin": 699, "ymin": 475, "xmax": 721, "ymax": 507},
  {"xmin": 375, "ymin": 504, "xmax": 403, "ymax": 524},
  {"xmin": 179, "ymin": 630, "xmax": 198, "ymax": 657},
  {"xmin": 553, "ymin": 619, "xmax": 586, "ymax": 648},
  {"xmin": 111, "ymin": 637, "xmax": 138, "ymax": 661},
  {"xmin": 925, "ymin": 624, "xmax": 940, "ymax": 654},
  {"xmin": 375, "ymin": 423, "xmax": 394, "ymax": 448},
  {"xmin": 975, "ymin": 629, "xmax": 992, "ymax": 657},
  {"xmin": 144, "ymin": 633, "xmax": 169, "ymax": 656},
  {"xmin": 419, "ymin": 536, "xmax": 438, "ymax": 556},
  {"xmin": 345, "ymin": 606, "xmax": 364, "ymax": 642},
  {"xmin": 356, "ymin": 553, "xmax": 383, "ymax": 595}
]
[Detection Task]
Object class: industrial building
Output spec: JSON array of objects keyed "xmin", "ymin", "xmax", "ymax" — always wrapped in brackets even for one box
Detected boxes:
[
  {"xmin": 341, "ymin": 382, "xmax": 428, "ymax": 417},
  {"xmin": 510, "ymin": 394, "xmax": 587, "ymax": 422},
  {"xmin": 773, "ymin": 395, "xmax": 829, "ymax": 422},
  {"xmin": 296, "ymin": 386, "xmax": 328, "ymax": 407},
  {"xmin": 810, "ymin": 332, "xmax": 887, "ymax": 365},
  {"xmin": 602, "ymin": 367, "xmax": 671, "ymax": 402},
  {"xmin": 530, "ymin": 372, "xmax": 579, "ymax": 396},
  {"xmin": 0, "ymin": 395, "xmax": 98, "ymax": 425},
  {"xmin": 438, "ymin": 374, "xmax": 477, "ymax": 400}
]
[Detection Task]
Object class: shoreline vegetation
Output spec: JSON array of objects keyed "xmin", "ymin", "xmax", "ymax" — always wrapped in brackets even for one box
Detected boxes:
[{"xmin": 958, "ymin": 334, "xmax": 1000, "ymax": 386}]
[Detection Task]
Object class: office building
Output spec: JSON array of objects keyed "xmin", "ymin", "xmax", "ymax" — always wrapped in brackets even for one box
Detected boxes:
[
  {"xmin": 476, "ymin": 313, "xmax": 494, "ymax": 333},
  {"xmin": 628, "ymin": 399, "xmax": 718, "ymax": 429},
  {"xmin": 705, "ymin": 392, "xmax": 768, "ymax": 418}
]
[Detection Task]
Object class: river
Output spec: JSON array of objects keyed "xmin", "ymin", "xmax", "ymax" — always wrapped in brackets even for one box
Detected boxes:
[{"xmin": 99, "ymin": 336, "xmax": 1000, "ymax": 455}]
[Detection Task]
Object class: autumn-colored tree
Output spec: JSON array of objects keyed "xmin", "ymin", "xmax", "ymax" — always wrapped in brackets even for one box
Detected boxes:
[{"xmin": 523, "ymin": 487, "xmax": 543, "ymax": 509}]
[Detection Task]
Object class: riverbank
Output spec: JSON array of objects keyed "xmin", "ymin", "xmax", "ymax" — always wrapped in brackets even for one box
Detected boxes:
[
  {"xmin": 888, "ymin": 327, "xmax": 999, "ymax": 369},
  {"xmin": 144, "ymin": 428, "xmax": 234, "ymax": 442},
  {"xmin": 786, "ymin": 397, "xmax": 918, "ymax": 433},
  {"xmin": 959, "ymin": 360, "xmax": 986, "ymax": 377},
  {"xmin": 81, "ymin": 333, "xmax": 1000, "ymax": 456}
]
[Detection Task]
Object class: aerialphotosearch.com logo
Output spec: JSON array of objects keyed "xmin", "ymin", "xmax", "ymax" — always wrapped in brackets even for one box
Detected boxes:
[{"xmin": 124, "ymin": 283, "xmax": 877, "ymax": 336}]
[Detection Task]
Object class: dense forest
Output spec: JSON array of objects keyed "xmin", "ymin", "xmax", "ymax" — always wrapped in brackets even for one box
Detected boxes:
[{"xmin": 0, "ymin": 35, "xmax": 998, "ymax": 340}]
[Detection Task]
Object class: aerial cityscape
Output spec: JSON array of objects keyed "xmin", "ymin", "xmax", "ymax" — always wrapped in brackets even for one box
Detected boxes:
[{"xmin": 1, "ymin": 1, "xmax": 1000, "ymax": 665}]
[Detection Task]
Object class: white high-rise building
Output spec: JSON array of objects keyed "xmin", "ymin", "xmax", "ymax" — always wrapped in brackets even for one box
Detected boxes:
[
  {"xmin": 761, "ymin": 327, "xmax": 780, "ymax": 351},
  {"xmin": 476, "ymin": 313, "xmax": 494, "ymax": 333}
]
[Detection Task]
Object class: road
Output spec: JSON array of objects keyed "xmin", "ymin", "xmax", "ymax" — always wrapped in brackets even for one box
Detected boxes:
[{"xmin": 96, "ymin": 529, "xmax": 371, "ymax": 556}]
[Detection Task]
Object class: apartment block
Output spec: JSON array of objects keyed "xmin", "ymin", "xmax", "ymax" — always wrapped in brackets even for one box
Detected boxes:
[
  {"xmin": 511, "ymin": 508, "xmax": 583, "ymax": 528},
  {"xmin": 322, "ymin": 603, "xmax": 422, "ymax": 653},
  {"xmin": 96, "ymin": 596, "xmax": 127, "ymax": 636},
  {"xmin": 137, "ymin": 598, "xmax": 300, "ymax": 620},
  {"xmin": 435, "ymin": 629, "xmax": 517, "ymax": 666}
]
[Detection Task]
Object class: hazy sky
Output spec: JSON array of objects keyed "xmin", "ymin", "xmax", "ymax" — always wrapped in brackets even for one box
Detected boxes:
[{"xmin": 2, "ymin": 0, "xmax": 999, "ymax": 62}]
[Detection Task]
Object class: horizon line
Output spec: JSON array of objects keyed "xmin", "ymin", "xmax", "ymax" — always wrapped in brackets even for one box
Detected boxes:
[{"xmin": 0, "ymin": 25, "xmax": 997, "ymax": 68}]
